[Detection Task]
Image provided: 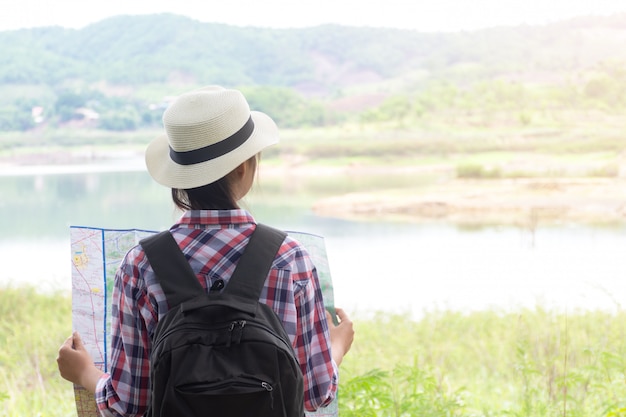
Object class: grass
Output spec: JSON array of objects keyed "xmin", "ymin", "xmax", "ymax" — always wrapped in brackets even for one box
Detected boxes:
[
  {"xmin": 2, "ymin": 288, "xmax": 626, "ymax": 416},
  {"xmin": 0, "ymin": 287, "xmax": 75, "ymax": 416},
  {"xmin": 340, "ymin": 309, "xmax": 626, "ymax": 416},
  {"xmin": 2, "ymin": 121, "xmax": 624, "ymax": 190}
]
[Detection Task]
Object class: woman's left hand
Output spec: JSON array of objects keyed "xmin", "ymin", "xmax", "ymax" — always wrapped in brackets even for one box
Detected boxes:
[{"xmin": 57, "ymin": 332, "xmax": 104, "ymax": 393}]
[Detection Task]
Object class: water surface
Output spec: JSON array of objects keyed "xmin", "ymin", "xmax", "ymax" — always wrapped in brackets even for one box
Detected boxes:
[{"xmin": 2, "ymin": 168, "xmax": 625, "ymax": 318}]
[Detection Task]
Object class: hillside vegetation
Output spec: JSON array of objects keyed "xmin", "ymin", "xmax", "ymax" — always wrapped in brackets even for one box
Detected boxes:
[{"xmin": 1, "ymin": 13, "xmax": 626, "ymax": 134}]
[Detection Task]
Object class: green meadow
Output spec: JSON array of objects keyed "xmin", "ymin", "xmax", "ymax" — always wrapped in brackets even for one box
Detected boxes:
[{"xmin": 2, "ymin": 287, "xmax": 626, "ymax": 416}]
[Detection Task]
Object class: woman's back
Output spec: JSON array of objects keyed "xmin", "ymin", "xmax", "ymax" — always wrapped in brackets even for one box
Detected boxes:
[{"xmin": 57, "ymin": 86, "xmax": 353, "ymax": 417}]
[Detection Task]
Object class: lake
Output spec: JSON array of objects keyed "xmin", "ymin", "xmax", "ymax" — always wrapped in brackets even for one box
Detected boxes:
[{"xmin": 1, "ymin": 163, "xmax": 625, "ymax": 319}]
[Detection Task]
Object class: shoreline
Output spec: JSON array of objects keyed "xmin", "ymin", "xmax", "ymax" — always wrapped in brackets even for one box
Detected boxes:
[
  {"xmin": 3, "ymin": 149, "xmax": 626, "ymax": 226},
  {"xmin": 0, "ymin": 148, "xmax": 146, "ymax": 176},
  {"xmin": 313, "ymin": 177, "xmax": 626, "ymax": 226}
]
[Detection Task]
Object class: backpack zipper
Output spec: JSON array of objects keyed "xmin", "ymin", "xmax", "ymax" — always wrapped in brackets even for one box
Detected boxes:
[
  {"xmin": 228, "ymin": 320, "xmax": 246, "ymax": 346},
  {"xmin": 243, "ymin": 321, "xmax": 297, "ymax": 359},
  {"xmin": 262, "ymin": 381, "xmax": 274, "ymax": 408},
  {"xmin": 153, "ymin": 322, "xmax": 233, "ymax": 351},
  {"xmin": 177, "ymin": 377, "xmax": 276, "ymax": 408},
  {"xmin": 153, "ymin": 320, "xmax": 297, "ymax": 364}
]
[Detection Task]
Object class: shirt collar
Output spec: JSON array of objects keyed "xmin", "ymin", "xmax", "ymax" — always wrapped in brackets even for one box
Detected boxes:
[{"xmin": 172, "ymin": 209, "xmax": 256, "ymax": 230}]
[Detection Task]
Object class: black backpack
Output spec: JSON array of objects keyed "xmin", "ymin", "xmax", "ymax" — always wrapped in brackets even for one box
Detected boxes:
[{"xmin": 140, "ymin": 224, "xmax": 305, "ymax": 417}]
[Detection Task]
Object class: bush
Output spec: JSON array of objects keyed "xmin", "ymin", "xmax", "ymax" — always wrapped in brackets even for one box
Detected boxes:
[{"xmin": 456, "ymin": 163, "xmax": 502, "ymax": 179}]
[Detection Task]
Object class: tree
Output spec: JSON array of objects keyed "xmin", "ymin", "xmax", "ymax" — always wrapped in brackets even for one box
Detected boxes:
[
  {"xmin": 99, "ymin": 107, "xmax": 141, "ymax": 131},
  {"xmin": 0, "ymin": 104, "xmax": 35, "ymax": 131}
]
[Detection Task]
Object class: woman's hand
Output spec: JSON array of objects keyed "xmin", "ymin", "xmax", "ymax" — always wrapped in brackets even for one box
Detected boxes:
[
  {"xmin": 326, "ymin": 308, "xmax": 354, "ymax": 367},
  {"xmin": 57, "ymin": 332, "xmax": 104, "ymax": 394}
]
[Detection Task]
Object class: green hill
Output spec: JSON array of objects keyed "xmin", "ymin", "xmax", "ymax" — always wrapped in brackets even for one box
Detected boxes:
[{"xmin": 1, "ymin": 13, "xmax": 626, "ymax": 131}]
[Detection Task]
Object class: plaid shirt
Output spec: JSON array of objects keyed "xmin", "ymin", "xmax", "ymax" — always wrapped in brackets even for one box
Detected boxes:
[{"xmin": 95, "ymin": 209, "xmax": 338, "ymax": 416}]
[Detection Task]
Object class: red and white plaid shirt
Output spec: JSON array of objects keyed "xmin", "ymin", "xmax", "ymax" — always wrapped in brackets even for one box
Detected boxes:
[{"xmin": 95, "ymin": 209, "xmax": 338, "ymax": 416}]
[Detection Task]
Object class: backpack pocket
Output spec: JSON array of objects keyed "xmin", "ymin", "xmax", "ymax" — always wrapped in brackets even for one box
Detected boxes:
[{"xmin": 175, "ymin": 375, "xmax": 276, "ymax": 414}]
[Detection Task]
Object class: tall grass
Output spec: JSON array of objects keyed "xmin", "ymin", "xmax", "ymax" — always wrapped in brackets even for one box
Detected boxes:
[
  {"xmin": 339, "ymin": 309, "xmax": 626, "ymax": 416},
  {"xmin": 2, "ymin": 288, "xmax": 626, "ymax": 416},
  {"xmin": 0, "ymin": 287, "xmax": 75, "ymax": 416}
]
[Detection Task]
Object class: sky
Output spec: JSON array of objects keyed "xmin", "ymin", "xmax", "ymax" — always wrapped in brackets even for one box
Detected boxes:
[{"xmin": 2, "ymin": 0, "xmax": 626, "ymax": 33}]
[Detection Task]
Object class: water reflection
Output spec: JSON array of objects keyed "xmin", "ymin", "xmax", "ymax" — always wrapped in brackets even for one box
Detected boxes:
[{"xmin": 1, "ymin": 171, "xmax": 176, "ymax": 237}]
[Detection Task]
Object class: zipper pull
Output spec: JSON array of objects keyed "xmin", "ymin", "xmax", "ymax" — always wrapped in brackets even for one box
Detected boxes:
[
  {"xmin": 262, "ymin": 382, "xmax": 274, "ymax": 409},
  {"xmin": 229, "ymin": 320, "xmax": 246, "ymax": 345}
]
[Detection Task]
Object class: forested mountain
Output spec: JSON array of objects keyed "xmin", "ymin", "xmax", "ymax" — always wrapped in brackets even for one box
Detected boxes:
[{"xmin": 1, "ymin": 12, "xmax": 626, "ymax": 131}]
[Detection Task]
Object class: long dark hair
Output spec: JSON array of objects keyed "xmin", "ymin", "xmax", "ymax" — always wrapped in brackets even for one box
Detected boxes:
[{"xmin": 171, "ymin": 155, "xmax": 258, "ymax": 211}]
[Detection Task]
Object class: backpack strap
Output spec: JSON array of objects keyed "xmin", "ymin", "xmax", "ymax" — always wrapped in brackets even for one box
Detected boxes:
[
  {"xmin": 223, "ymin": 223, "xmax": 287, "ymax": 304},
  {"xmin": 140, "ymin": 224, "xmax": 287, "ymax": 311},
  {"xmin": 140, "ymin": 230, "xmax": 204, "ymax": 308}
]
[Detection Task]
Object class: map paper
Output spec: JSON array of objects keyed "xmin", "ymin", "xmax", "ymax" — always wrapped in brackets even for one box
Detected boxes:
[{"xmin": 70, "ymin": 226, "xmax": 338, "ymax": 417}]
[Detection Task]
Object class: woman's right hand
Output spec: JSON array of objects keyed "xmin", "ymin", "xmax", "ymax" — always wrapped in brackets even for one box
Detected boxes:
[{"xmin": 326, "ymin": 308, "xmax": 354, "ymax": 367}]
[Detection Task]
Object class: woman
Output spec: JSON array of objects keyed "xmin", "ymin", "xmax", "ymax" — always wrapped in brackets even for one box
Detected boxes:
[{"xmin": 57, "ymin": 86, "xmax": 354, "ymax": 416}]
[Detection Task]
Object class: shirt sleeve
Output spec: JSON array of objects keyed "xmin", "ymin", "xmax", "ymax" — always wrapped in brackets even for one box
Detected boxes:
[
  {"xmin": 291, "ymin": 248, "xmax": 339, "ymax": 411},
  {"xmin": 95, "ymin": 253, "xmax": 153, "ymax": 417}
]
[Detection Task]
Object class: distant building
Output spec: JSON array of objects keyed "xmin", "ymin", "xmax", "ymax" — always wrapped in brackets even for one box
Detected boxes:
[
  {"xmin": 31, "ymin": 106, "xmax": 44, "ymax": 123},
  {"xmin": 75, "ymin": 108, "xmax": 100, "ymax": 120}
]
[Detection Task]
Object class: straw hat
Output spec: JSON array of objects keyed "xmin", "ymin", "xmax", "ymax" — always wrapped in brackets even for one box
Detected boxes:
[{"xmin": 145, "ymin": 86, "xmax": 279, "ymax": 189}]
